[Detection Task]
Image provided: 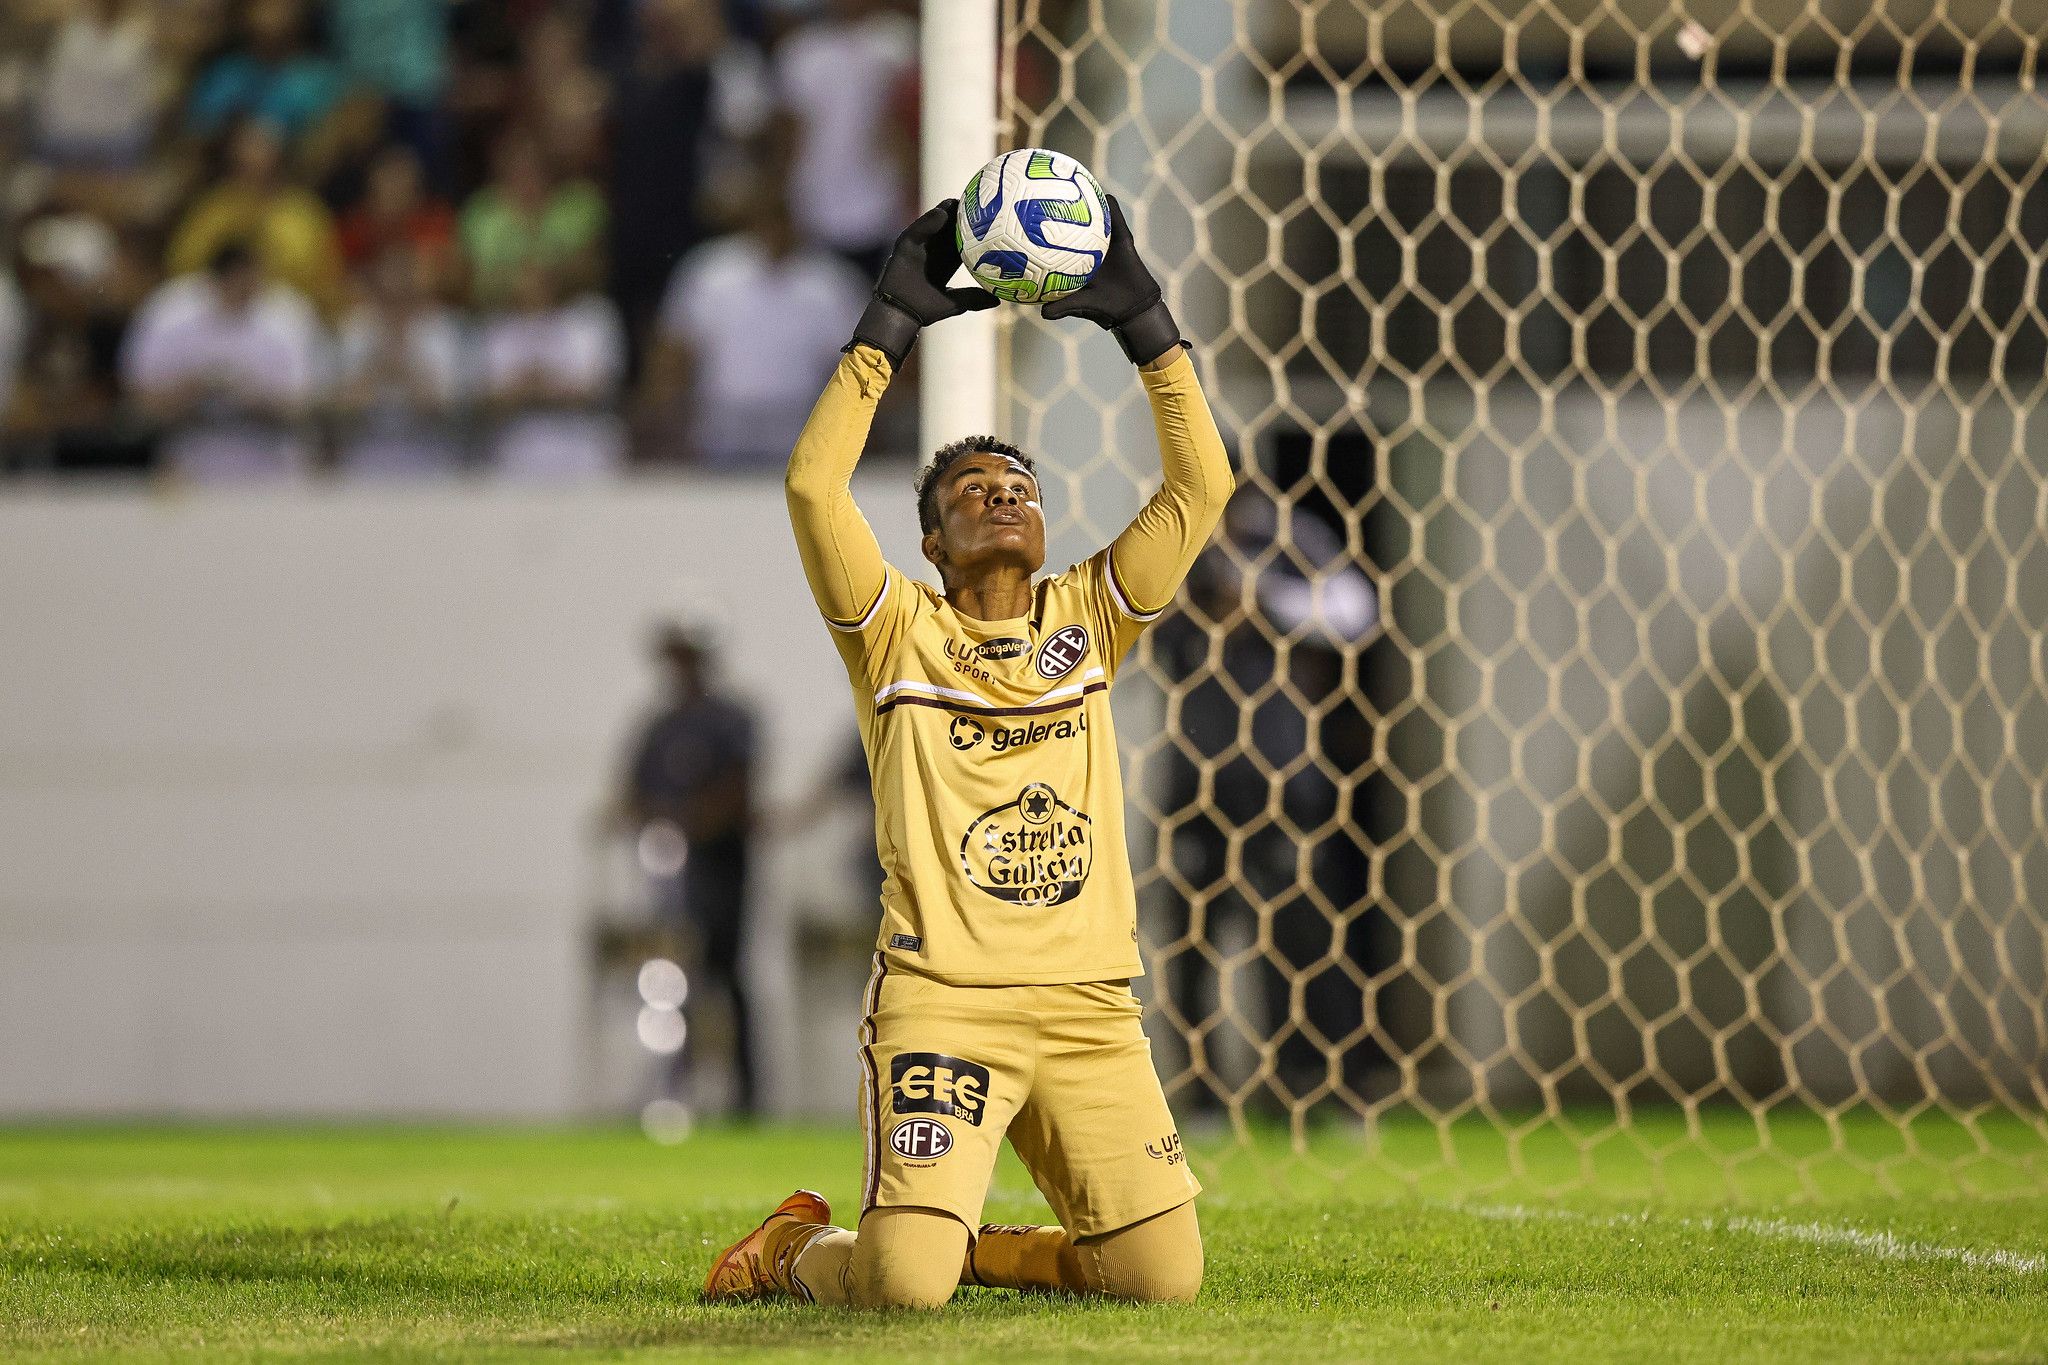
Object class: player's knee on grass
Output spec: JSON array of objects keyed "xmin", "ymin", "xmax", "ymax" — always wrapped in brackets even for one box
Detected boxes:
[
  {"xmin": 1073, "ymin": 1201, "xmax": 1203, "ymax": 1304},
  {"xmin": 851, "ymin": 1206, "xmax": 969, "ymax": 1309}
]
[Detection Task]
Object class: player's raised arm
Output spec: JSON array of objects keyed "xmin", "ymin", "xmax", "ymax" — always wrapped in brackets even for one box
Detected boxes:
[
  {"xmin": 1042, "ymin": 197, "xmax": 1235, "ymax": 618},
  {"xmin": 785, "ymin": 201, "xmax": 998, "ymax": 627}
]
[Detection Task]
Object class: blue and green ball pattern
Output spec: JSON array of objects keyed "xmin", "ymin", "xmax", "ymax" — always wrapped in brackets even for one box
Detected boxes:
[{"xmin": 957, "ymin": 148, "xmax": 1112, "ymax": 304}]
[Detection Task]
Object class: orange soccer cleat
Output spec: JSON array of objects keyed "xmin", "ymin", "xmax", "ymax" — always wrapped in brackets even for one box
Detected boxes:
[{"xmin": 701, "ymin": 1189, "xmax": 833, "ymax": 1302}]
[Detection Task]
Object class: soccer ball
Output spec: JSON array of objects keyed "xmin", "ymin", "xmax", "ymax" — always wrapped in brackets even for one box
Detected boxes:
[{"xmin": 956, "ymin": 148, "xmax": 1112, "ymax": 304}]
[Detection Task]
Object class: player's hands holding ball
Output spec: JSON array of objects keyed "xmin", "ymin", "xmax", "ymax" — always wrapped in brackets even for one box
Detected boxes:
[
  {"xmin": 1039, "ymin": 195, "xmax": 1183, "ymax": 366},
  {"xmin": 848, "ymin": 200, "xmax": 999, "ymax": 368}
]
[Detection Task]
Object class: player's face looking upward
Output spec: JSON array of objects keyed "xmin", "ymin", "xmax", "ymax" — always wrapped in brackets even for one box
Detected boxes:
[{"xmin": 920, "ymin": 454, "xmax": 1047, "ymax": 595}]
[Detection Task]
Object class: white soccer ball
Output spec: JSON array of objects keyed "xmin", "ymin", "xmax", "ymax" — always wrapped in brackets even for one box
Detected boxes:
[{"xmin": 956, "ymin": 148, "xmax": 1112, "ymax": 305}]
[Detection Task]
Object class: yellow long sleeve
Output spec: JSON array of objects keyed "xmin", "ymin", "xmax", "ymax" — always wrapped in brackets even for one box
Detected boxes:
[
  {"xmin": 785, "ymin": 344, "xmax": 895, "ymax": 626},
  {"xmin": 1107, "ymin": 351, "xmax": 1236, "ymax": 614}
]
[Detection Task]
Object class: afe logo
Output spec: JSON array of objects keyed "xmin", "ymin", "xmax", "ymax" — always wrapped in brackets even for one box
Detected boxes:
[
  {"xmin": 890, "ymin": 1118, "xmax": 953, "ymax": 1160},
  {"xmin": 890, "ymin": 1052, "xmax": 992, "ymax": 1126},
  {"xmin": 1034, "ymin": 625, "xmax": 1089, "ymax": 680}
]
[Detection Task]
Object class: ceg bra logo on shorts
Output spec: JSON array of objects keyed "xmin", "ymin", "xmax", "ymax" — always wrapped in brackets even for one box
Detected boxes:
[
  {"xmin": 890, "ymin": 1052, "xmax": 991, "ymax": 1126},
  {"xmin": 959, "ymin": 783, "xmax": 1093, "ymax": 906},
  {"xmin": 890, "ymin": 1117, "xmax": 954, "ymax": 1161}
]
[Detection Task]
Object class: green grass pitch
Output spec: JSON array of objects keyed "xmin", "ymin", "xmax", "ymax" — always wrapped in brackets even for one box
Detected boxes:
[{"xmin": 3, "ymin": 1116, "xmax": 2044, "ymax": 1362}]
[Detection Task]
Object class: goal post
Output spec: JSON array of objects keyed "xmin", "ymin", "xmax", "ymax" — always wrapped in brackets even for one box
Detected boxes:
[
  {"xmin": 918, "ymin": 0, "xmax": 1000, "ymax": 451},
  {"xmin": 976, "ymin": 0, "xmax": 2048, "ymax": 1197}
]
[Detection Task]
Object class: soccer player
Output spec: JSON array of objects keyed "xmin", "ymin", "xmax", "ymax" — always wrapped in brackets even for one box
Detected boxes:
[{"xmin": 704, "ymin": 196, "xmax": 1232, "ymax": 1308}]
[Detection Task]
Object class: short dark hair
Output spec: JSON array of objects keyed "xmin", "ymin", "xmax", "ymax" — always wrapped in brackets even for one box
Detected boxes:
[
  {"xmin": 915, "ymin": 436, "xmax": 1037, "ymax": 534},
  {"xmin": 207, "ymin": 238, "xmax": 258, "ymax": 278}
]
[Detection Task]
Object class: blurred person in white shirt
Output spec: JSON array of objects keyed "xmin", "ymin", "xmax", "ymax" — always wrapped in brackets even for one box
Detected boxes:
[
  {"xmin": 333, "ymin": 244, "xmax": 466, "ymax": 478},
  {"xmin": 771, "ymin": 0, "xmax": 916, "ymax": 275},
  {"xmin": 121, "ymin": 240, "xmax": 326, "ymax": 482},
  {"xmin": 635, "ymin": 178, "xmax": 867, "ymax": 469},
  {"xmin": 31, "ymin": 0, "xmax": 165, "ymax": 171},
  {"xmin": 479, "ymin": 259, "xmax": 625, "ymax": 480}
]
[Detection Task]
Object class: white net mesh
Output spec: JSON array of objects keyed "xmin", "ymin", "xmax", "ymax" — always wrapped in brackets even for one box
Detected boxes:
[{"xmin": 996, "ymin": 0, "xmax": 2048, "ymax": 1197}]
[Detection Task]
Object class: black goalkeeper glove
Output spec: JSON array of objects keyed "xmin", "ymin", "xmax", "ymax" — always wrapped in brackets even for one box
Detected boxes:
[
  {"xmin": 847, "ymin": 199, "xmax": 998, "ymax": 368},
  {"xmin": 1040, "ymin": 195, "xmax": 1184, "ymax": 365}
]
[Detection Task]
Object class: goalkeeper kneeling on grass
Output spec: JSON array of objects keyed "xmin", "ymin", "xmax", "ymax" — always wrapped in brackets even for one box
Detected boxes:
[{"xmin": 702, "ymin": 197, "xmax": 1233, "ymax": 1308}]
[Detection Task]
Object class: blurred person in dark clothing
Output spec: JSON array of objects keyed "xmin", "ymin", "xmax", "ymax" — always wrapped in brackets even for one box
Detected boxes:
[
  {"xmin": 2, "ymin": 211, "xmax": 154, "ymax": 473},
  {"xmin": 619, "ymin": 624, "xmax": 761, "ymax": 1116},
  {"xmin": 1151, "ymin": 490, "xmax": 1379, "ymax": 1116},
  {"xmin": 606, "ymin": 0, "xmax": 722, "ymax": 354}
]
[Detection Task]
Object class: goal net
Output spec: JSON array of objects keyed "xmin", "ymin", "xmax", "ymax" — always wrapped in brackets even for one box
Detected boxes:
[{"xmin": 994, "ymin": 0, "xmax": 2048, "ymax": 1197}]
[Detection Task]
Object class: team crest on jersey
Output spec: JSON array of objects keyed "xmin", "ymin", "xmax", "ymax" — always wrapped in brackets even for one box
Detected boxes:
[
  {"xmin": 1034, "ymin": 625, "xmax": 1090, "ymax": 680},
  {"xmin": 959, "ymin": 783, "xmax": 1093, "ymax": 906}
]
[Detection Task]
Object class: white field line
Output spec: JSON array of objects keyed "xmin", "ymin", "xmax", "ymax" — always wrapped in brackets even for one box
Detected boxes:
[{"xmin": 1456, "ymin": 1202, "xmax": 2048, "ymax": 1277}]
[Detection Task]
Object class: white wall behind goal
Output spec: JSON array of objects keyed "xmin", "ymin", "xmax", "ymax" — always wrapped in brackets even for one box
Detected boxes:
[{"xmin": 0, "ymin": 478, "xmax": 928, "ymax": 1119}]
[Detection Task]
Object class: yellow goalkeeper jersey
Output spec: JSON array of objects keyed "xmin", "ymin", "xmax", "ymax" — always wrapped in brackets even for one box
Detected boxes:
[{"xmin": 786, "ymin": 344, "xmax": 1233, "ymax": 986}]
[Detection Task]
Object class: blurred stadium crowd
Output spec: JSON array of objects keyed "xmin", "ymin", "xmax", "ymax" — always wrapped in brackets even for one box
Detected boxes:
[{"xmin": 0, "ymin": 0, "xmax": 928, "ymax": 479}]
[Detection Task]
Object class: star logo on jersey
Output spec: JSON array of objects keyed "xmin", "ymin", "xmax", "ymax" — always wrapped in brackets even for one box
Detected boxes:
[
  {"xmin": 1019, "ymin": 784, "xmax": 1054, "ymax": 822},
  {"xmin": 948, "ymin": 715, "xmax": 985, "ymax": 750},
  {"xmin": 1034, "ymin": 625, "xmax": 1090, "ymax": 680}
]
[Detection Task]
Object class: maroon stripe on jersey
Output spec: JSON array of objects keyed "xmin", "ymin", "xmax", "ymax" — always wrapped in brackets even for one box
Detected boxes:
[
  {"xmin": 875, "ymin": 681, "xmax": 1107, "ymax": 720},
  {"xmin": 858, "ymin": 953, "xmax": 887, "ymax": 1213}
]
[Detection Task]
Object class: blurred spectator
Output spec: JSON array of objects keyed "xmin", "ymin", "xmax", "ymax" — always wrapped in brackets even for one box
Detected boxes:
[
  {"xmin": 29, "ymin": 0, "xmax": 165, "ymax": 172},
  {"xmin": 515, "ymin": 10, "xmax": 609, "ymax": 180},
  {"xmin": 636, "ymin": 177, "xmax": 865, "ymax": 468},
  {"xmin": 185, "ymin": 0, "xmax": 340, "ymax": 144},
  {"xmin": 0, "ymin": 267, "xmax": 25, "ymax": 425},
  {"xmin": 120, "ymin": 239, "xmax": 326, "ymax": 482},
  {"xmin": 478, "ymin": 259, "xmax": 624, "ymax": 479},
  {"xmin": 332, "ymin": 245, "xmax": 465, "ymax": 478},
  {"xmin": 3, "ymin": 211, "xmax": 153, "ymax": 471},
  {"xmin": 460, "ymin": 130, "xmax": 605, "ymax": 308},
  {"xmin": 325, "ymin": 0, "xmax": 450, "ymax": 184},
  {"xmin": 337, "ymin": 143, "xmax": 455, "ymax": 291},
  {"xmin": 607, "ymin": 0, "xmax": 722, "ymax": 346},
  {"xmin": 619, "ymin": 623, "xmax": 760, "ymax": 1116},
  {"xmin": 772, "ymin": 0, "xmax": 916, "ymax": 276},
  {"xmin": 168, "ymin": 117, "xmax": 346, "ymax": 317}
]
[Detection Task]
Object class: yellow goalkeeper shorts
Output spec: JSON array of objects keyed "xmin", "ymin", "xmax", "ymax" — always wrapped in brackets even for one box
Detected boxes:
[{"xmin": 855, "ymin": 956, "xmax": 1201, "ymax": 1239}]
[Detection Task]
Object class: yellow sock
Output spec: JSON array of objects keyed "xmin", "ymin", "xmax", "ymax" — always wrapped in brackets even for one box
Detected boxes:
[
  {"xmin": 789, "ymin": 1227, "xmax": 857, "ymax": 1305},
  {"xmin": 963, "ymin": 1223, "xmax": 1083, "ymax": 1293}
]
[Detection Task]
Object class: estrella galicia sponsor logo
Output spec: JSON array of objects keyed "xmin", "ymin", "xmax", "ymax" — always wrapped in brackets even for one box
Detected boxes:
[
  {"xmin": 948, "ymin": 715, "xmax": 985, "ymax": 750},
  {"xmin": 975, "ymin": 636, "xmax": 1028, "ymax": 661},
  {"xmin": 1034, "ymin": 624, "xmax": 1090, "ymax": 680},
  {"xmin": 960, "ymin": 783, "xmax": 1092, "ymax": 906},
  {"xmin": 1145, "ymin": 1133, "xmax": 1185, "ymax": 1166},
  {"xmin": 890, "ymin": 1117, "xmax": 953, "ymax": 1161},
  {"xmin": 888, "ymin": 933, "xmax": 923, "ymax": 952},
  {"xmin": 890, "ymin": 1052, "xmax": 991, "ymax": 1126}
]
